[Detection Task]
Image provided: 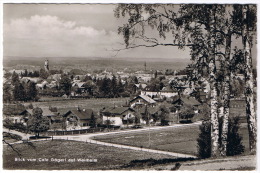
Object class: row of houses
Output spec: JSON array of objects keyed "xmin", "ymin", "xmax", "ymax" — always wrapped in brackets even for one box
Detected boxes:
[
  {"xmin": 3, "ymin": 92, "xmax": 206, "ymax": 131},
  {"xmin": 134, "ymin": 81, "xmax": 209, "ymax": 103},
  {"xmin": 3, "ymin": 104, "xmax": 98, "ymax": 131},
  {"xmin": 3, "ymin": 95, "xmax": 156, "ymax": 129}
]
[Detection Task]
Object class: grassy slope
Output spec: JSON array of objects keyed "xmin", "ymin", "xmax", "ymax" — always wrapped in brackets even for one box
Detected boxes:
[
  {"xmin": 177, "ymin": 155, "xmax": 256, "ymax": 171},
  {"xmin": 3, "ymin": 140, "xmax": 175, "ymax": 170},
  {"xmin": 95, "ymin": 123, "xmax": 250, "ymax": 155}
]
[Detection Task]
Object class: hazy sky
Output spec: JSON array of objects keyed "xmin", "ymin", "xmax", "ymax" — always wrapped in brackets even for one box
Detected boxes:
[{"xmin": 3, "ymin": 4, "xmax": 191, "ymax": 60}]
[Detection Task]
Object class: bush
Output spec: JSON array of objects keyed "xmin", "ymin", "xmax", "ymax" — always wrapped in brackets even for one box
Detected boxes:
[
  {"xmin": 178, "ymin": 105, "xmax": 195, "ymax": 123},
  {"xmin": 226, "ymin": 117, "xmax": 245, "ymax": 156},
  {"xmin": 197, "ymin": 120, "xmax": 211, "ymax": 158},
  {"xmin": 3, "ymin": 120, "xmax": 28, "ymax": 133}
]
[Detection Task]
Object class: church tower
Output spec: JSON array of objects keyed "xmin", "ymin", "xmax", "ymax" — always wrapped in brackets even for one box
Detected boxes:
[{"xmin": 44, "ymin": 59, "xmax": 49, "ymax": 71}]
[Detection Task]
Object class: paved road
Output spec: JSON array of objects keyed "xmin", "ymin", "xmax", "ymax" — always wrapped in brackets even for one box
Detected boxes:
[{"xmin": 3, "ymin": 122, "xmax": 201, "ymax": 158}]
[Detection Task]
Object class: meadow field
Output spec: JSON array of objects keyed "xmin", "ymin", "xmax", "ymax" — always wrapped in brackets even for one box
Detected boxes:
[
  {"xmin": 94, "ymin": 123, "xmax": 250, "ymax": 156},
  {"xmin": 25, "ymin": 97, "xmax": 129, "ymax": 112},
  {"xmin": 3, "ymin": 140, "xmax": 178, "ymax": 170}
]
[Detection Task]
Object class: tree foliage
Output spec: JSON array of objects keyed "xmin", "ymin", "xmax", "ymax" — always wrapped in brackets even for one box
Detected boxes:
[
  {"xmin": 198, "ymin": 116, "xmax": 245, "ymax": 158},
  {"xmin": 13, "ymin": 83, "xmax": 26, "ymax": 101},
  {"xmin": 39, "ymin": 68, "xmax": 49, "ymax": 79},
  {"xmin": 12, "ymin": 81, "xmax": 38, "ymax": 102},
  {"xmin": 197, "ymin": 121, "xmax": 211, "ymax": 158},
  {"xmin": 25, "ymin": 82, "xmax": 38, "ymax": 101},
  {"xmin": 157, "ymin": 105, "xmax": 170, "ymax": 125},
  {"xmin": 11, "ymin": 72, "xmax": 19, "ymax": 85},
  {"xmin": 60, "ymin": 74, "xmax": 72, "ymax": 96},
  {"xmin": 3, "ymin": 83, "xmax": 12, "ymax": 103},
  {"xmin": 226, "ymin": 117, "xmax": 245, "ymax": 156},
  {"xmin": 114, "ymin": 3, "xmax": 257, "ymax": 157},
  {"xmin": 178, "ymin": 105, "xmax": 195, "ymax": 121},
  {"xmin": 27, "ymin": 107, "xmax": 50, "ymax": 137}
]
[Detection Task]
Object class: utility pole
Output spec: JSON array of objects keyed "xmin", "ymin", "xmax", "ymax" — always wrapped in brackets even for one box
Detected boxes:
[{"xmin": 148, "ymin": 113, "xmax": 151, "ymax": 148}]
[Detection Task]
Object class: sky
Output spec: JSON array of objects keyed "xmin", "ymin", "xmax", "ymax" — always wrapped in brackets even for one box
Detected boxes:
[
  {"xmin": 3, "ymin": 3, "xmax": 191, "ymax": 60},
  {"xmin": 3, "ymin": 3, "xmax": 258, "ymax": 61}
]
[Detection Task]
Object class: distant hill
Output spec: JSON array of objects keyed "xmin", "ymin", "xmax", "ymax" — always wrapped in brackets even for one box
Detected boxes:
[
  {"xmin": 4, "ymin": 55, "xmax": 256, "ymax": 73},
  {"xmin": 3, "ymin": 56, "xmax": 191, "ymax": 72}
]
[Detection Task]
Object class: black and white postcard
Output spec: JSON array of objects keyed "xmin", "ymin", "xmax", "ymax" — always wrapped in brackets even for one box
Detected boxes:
[{"xmin": 2, "ymin": 0, "xmax": 258, "ymax": 171}]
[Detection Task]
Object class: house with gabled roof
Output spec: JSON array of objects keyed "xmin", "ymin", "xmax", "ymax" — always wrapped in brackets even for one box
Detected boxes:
[
  {"xmin": 172, "ymin": 96, "xmax": 201, "ymax": 114},
  {"xmin": 3, "ymin": 104, "xmax": 31, "ymax": 125},
  {"xmin": 129, "ymin": 95, "xmax": 156, "ymax": 108},
  {"xmin": 72, "ymin": 82, "xmax": 86, "ymax": 88},
  {"xmin": 36, "ymin": 80, "xmax": 49, "ymax": 90},
  {"xmin": 71, "ymin": 82, "xmax": 87, "ymax": 95},
  {"xmin": 101, "ymin": 107, "xmax": 135, "ymax": 126},
  {"xmin": 135, "ymin": 106, "xmax": 159, "ymax": 124},
  {"xmin": 133, "ymin": 83, "xmax": 147, "ymax": 93},
  {"xmin": 172, "ymin": 96, "xmax": 201, "ymax": 106},
  {"xmin": 58, "ymin": 107, "xmax": 97, "ymax": 130}
]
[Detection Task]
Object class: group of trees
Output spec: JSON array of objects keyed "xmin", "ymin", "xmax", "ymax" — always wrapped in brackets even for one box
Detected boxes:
[
  {"xmin": 3, "ymin": 72, "xmax": 38, "ymax": 103},
  {"xmin": 73, "ymin": 75, "xmax": 140, "ymax": 98},
  {"xmin": 114, "ymin": 4, "xmax": 256, "ymax": 157},
  {"xmin": 178, "ymin": 105, "xmax": 195, "ymax": 123},
  {"xmin": 27, "ymin": 107, "xmax": 50, "ymax": 138},
  {"xmin": 20, "ymin": 68, "xmax": 64, "ymax": 79},
  {"xmin": 197, "ymin": 116, "xmax": 245, "ymax": 158},
  {"xmin": 96, "ymin": 75, "xmax": 126, "ymax": 97},
  {"xmin": 6, "ymin": 68, "xmax": 175, "ymax": 101},
  {"xmin": 13, "ymin": 81, "xmax": 38, "ymax": 102}
]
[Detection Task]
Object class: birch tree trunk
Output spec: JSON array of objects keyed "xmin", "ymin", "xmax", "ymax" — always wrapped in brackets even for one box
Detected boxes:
[
  {"xmin": 209, "ymin": 5, "xmax": 220, "ymax": 157},
  {"xmin": 242, "ymin": 6, "xmax": 257, "ymax": 153},
  {"xmin": 220, "ymin": 31, "xmax": 232, "ymax": 156}
]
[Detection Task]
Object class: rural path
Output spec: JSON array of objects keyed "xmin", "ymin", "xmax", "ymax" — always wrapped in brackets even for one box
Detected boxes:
[
  {"xmin": 3, "ymin": 122, "xmax": 201, "ymax": 158},
  {"xmin": 3, "ymin": 128, "xmax": 31, "ymax": 140}
]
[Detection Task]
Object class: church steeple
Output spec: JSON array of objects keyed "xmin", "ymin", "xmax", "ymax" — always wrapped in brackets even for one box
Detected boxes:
[{"xmin": 44, "ymin": 59, "xmax": 49, "ymax": 71}]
